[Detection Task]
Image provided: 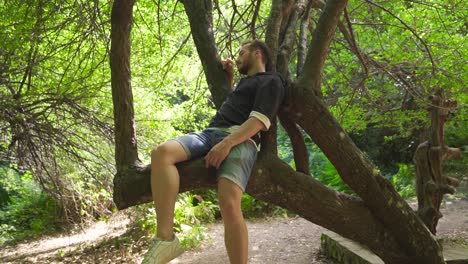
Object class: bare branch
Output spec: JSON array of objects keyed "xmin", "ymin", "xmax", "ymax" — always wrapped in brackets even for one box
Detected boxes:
[
  {"xmin": 250, "ymin": 0, "xmax": 262, "ymax": 39},
  {"xmin": 265, "ymin": 0, "xmax": 292, "ymax": 70},
  {"xmin": 278, "ymin": 110, "xmax": 310, "ymax": 175}
]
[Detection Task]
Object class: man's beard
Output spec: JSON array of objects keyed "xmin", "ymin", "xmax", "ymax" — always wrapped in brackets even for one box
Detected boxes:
[{"xmin": 238, "ymin": 58, "xmax": 252, "ymax": 75}]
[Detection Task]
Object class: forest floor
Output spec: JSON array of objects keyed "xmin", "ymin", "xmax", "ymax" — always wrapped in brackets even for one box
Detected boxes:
[{"xmin": 0, "ymin": 197, "xmax": 467, "ymax": 264}]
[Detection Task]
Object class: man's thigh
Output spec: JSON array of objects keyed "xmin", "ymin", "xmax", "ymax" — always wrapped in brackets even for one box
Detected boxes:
[
  {"xmin": 217, "ymin": 178, "xmax": 243, "ymax": 206},
  {"xmin": 217, "ymin": 140, "xmax": 257, "ymax": 192},
  {"xmin": 171, "ymin": 129, "xmax": 219, "ymax": 160}
]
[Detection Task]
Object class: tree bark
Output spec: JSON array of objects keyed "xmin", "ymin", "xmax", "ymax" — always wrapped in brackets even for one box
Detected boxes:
[
  {"xmin": 113, "ymin": 153, "xmax": 411, "ymax": 263},
  {"xmin": 180, "ymin": 0, "xmax": 231, "ymax": 109},
  {"xmin": 297, "ymin": 0, "xmax": 345, "ymax": 97},
  {"xmin": 110, "ymin": 0, "xmax": 139, "ymax": 170},
  {"xmin": 290, "ymin": 84, "xmax": 444, "ymax": 264},
  {"xmin": 414, "ymin": 89, "xmax": 460, "ymax": 234}
]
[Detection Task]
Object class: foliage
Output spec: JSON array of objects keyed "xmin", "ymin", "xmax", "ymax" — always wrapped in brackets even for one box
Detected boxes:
[
  {"xmin": 389, "ymin": 164, "xmax": 416, "ymax": 198},
  {"xmin": 131, "ymin": 0, "xmax": 215, "ymax": 160},
  {"xmin": 241, "ymin": 193, "xmax": 290, "ymax": 218},
  {"xmin": 0, "ymin": 0, "xmax": 115, "ymax": 222},
  {"xmin": 136, "ymin": 193, "xmax": 216, "ymax": 248},
  {"xmin": 325, "ymin": 0, "xmax": 466, "ymax": 165},
  {"xmin": 445, "ymin": 92, "xmax": 468, "ymax": 149},
  {"xmin": 0, "ymin": 165, "xmax": 60, "ymax": 245},
  {"xmin": 278, "ymin": 125, "xmax": 353, "ymax": 194},
  {"xmin": 193, "ymin": 189, "xmax": 289, "ymax": 219}
]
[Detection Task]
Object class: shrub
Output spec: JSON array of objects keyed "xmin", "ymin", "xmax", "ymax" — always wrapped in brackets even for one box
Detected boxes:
[
  {"xmin": 0, "ymin": 166, "xmax": 60, "ymax": 245},
  {"xmin": 136, "ymin": 192, "xmax": 216, "ymax": 248},
  {"xmin": 389, "ymin": 163, "xmax": 416, "ymax": 198}
]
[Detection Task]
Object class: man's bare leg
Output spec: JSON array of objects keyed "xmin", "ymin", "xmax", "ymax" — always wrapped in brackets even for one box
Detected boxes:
[
  {"xmin": 151, "ymin": 141, "xmax": 188, "ymax": 240},
  {"xmin": 218, "ymin": 178, "xmax": 248, "ymax": 264}
]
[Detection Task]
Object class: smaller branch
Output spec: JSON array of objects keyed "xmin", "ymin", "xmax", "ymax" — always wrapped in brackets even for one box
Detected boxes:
[
  {"xmin": 342, "ymin": 8, "xmax": 368, "ymax": 76},
  {"xmin": 159, "ymin": 33, "xmax": 192, "ymax": 83},
  {"xmin": 278, "ymin": 110, "xmax": 310, "ymax": 175},
  {"xmin": 297, "ymin": 0, "xmax": 314, "ymax": 77},
  {"xmin": 264, "ymin": 0, "xmax": 286, "ymax": 70},
  {"xmin": 249, "ymin": 0, "xmax": 262, "ymax": 39},
  {"xmin": 277, "ymin": 0, "xmax": 306, "ymax": 78}
]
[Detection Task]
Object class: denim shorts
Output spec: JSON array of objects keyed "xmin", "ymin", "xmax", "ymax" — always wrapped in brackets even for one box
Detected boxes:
[{"xmin": 172, "ymin": 128, "xmax": 258, "ymax": 191}]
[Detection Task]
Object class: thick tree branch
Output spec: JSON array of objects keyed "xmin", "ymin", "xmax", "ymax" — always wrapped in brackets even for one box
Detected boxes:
[
  {"xmin": 110, "ymin": 0, "xmax": 139, "ymax": 169},
  {"xmin": 289, "ymin": 87, "xmax": 444, "ymax": 263},
  {"xmin": 113, "ymin": 153, "xmax": 414, "ymax": 263},
  {"xmin": 181, "ymin": 0, "xmax": 231, "ymax": 108}
]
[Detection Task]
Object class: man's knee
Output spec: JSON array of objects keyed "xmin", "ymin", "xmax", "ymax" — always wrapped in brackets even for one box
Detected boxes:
[
  {"xmin": 219, "ymin": 196, "xmax": 242, "ymax": 219},
  {"xmin": 151, "ymin": 141, "xmax": 188, "ymax": 165},
  {"xmin": 151, "ymin": 143, "xmax": 174, "ymax": 164},
  {"xmin": 218, "ymin": 181, "xmax": 243, "ymax": 220}
]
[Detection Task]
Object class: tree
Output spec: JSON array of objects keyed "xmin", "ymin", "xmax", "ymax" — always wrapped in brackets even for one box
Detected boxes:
[
  {"xmin": 110, "ymin": 0, "xmax": 460, "ymax": 263},
  {"xmin": 0, "ymin": 0, "xmax": 114, "ymax": 222}
]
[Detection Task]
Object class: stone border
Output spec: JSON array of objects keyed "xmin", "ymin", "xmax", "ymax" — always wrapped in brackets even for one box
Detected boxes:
[{"xmin": 321, "ymin": 231, "xmax": 468, "ymax": 264}]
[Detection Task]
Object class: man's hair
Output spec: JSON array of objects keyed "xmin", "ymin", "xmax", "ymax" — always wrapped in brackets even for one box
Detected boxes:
[{"xmin": 241, "ymin": 40, "xmax": 271, "ymax": 71}]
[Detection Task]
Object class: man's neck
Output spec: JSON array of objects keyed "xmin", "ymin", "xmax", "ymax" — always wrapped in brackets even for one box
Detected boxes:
[{"xmin": 247, "ymin": 64, "xmax": 266, "ymax": 76}]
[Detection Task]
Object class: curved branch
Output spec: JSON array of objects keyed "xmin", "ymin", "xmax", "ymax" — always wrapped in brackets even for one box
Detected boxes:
[{"xmin": 278, "ymin": 110, "xmax": 310, "ymax": 175}]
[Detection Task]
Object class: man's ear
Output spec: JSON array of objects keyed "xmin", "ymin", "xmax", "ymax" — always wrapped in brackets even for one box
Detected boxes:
[{"xmin": 254, "ymin": 49, "xmax": 261, "ymax": 60}]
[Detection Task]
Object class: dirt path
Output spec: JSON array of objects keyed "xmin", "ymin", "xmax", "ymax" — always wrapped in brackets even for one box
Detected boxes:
[{"xmin": 0, "ymin": 198, "xmax": 466, "ymax": 264}]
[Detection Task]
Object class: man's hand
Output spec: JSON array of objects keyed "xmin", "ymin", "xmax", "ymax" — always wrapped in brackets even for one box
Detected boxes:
[
  {"xmin": 205, "ymin": 139, "xmax": 232, "ymax": 169},
  {"xmin": 221, "ymin": 59, "xmax": 234, "ymax": 88}
]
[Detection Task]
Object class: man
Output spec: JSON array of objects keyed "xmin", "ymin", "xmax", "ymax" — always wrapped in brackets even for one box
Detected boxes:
[{"xmin": 143, "ymin": 40, "xmax": 286, "ymax": 264}]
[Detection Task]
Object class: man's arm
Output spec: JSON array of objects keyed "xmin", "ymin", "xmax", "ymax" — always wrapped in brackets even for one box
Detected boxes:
[{"xmin": 204, "ymin": 117, "xmax": 264, "ymax": 169}]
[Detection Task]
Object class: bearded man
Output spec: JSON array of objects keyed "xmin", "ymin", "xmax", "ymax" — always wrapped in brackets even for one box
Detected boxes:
[{"xmin": 143, "ymin": 40, "xmax": 286, "ymax": 264}]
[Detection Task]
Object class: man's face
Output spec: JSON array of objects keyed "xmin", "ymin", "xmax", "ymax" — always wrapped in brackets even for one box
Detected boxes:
[{"xmin": 236, "ymin": 45, "xmax": 255, "ymax": 75}]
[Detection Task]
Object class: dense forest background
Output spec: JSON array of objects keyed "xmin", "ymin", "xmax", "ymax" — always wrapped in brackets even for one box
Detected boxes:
[{"xmin": 0, "ymin": 0, "xmax": 466, "ymax": 248}]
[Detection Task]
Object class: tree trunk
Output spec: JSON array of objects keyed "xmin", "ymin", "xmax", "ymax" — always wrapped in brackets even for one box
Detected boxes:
[
  {"xmin": 110, "ymin": 0, "xmax": 447, "ymax": 263},
  {"xmin": 414, "ymin": 89, "xmax": 460, "ymax": 234}
]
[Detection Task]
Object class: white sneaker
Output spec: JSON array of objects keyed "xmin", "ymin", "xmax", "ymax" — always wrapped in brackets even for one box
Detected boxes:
[{"xmin": 142, "ymin": 236, "xmax": 184, "ymax": 264}]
